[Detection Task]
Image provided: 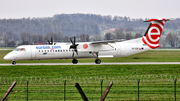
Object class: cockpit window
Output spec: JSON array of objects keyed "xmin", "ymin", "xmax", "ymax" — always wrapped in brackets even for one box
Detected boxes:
[
  {"xmin": 14, "ymin": 48, "xmax": 26, "ymax": 51},
  {"xmin": 14, "ymin": 48, "xmax": 19, "ymax": 51}
]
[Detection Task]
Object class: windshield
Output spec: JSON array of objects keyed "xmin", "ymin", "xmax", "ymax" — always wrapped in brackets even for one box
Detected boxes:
[{"xmin": 13, "ymin": 48, "xmax": 26, "ymax": 51}]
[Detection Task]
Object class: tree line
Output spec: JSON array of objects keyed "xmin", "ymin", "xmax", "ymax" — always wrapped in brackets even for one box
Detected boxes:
[
  {"xmin": 0, "ymin": 31, "xmax": 92, "ymax": 47},
  {"xmin": 0, "ymin": 13, "xmax": 180, "ymax": 48},
  {"xmin": 0, "ymin": 28, "xmax": 180, "ymax": 48},
  {"xmin": 1, "ymin": 14, "xmax": 180, "ymax": 37}
]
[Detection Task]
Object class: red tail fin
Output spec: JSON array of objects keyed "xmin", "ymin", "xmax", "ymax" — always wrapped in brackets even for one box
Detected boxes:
[{"xmin": 142, "ymin": 18, "xmax": 170, "ymax": 49}]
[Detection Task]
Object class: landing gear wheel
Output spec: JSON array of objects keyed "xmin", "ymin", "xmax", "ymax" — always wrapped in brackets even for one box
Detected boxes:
[
  {"xmin": 72, "ymin": 59, "xmax": 78, "ymax": 64},
  {"xmin": 95, "ymin": 59, "xmax": 101, "ymax": 64},
  {"xmin": 12, "ymin": 61, "xmax": 16, "ymax": 65}
]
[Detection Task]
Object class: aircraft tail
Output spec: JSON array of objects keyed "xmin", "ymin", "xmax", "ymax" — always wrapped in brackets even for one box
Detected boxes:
[{"xmin": 142, "ymin": 18, "xmax": 170, "ymax": 49}]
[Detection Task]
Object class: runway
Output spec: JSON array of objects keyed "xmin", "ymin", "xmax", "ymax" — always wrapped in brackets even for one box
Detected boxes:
[{"xmin": 1, "ymin": 62, "xmax": 180, "ymax": 66}]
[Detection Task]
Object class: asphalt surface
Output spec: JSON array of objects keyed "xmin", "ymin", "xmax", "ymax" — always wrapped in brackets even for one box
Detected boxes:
[{"xmin": 1, "ymin": 62, "xmax": 180, "ymax": 66}]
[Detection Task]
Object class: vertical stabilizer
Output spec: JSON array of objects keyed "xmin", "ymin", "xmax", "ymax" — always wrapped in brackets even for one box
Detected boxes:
[{"xmin": 142, "ymin": 18, "xmax": 170, "ymax": 49}]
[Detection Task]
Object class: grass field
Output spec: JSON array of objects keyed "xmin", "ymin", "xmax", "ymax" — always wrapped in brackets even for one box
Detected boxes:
[
  {"xmin": 0, "ymin": 47, "xmax": 15, "ymax": 49},
  {"xmin": 0, "ymin": 65, "xmax": 180, "ymax": 100},
  {"xmin": 0, "ymin": 65, "xmax": 180, "ymax": 77},
  {"xmin": 0, "ymin": 50, "xmax": 180, "ymax": 100}
]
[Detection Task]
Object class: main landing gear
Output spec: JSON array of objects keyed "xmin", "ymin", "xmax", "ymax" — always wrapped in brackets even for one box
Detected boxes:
[
  {"xmin": 72, "ymin": 58, "xmax": 101, "ymax": 64},
  {"xmin": 71, "ymin": 52, "xmax": 101, "ymax": 64},
  {"xmin": 94, "ymin": 52, "xmax": 101, "ymax": 64},
  {"xmin": 12, "ymin": 61, "xmax": 16, "ymax": 65},
  {"xmin": 72, "ymin": 58, "xmax": 78, "ymax": 64},
  {"xmin": 95, "ymin": 59, "xmax": 101, "ymax": 64}
]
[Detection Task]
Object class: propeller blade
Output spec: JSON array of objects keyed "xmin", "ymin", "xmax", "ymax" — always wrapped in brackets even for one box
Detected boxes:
[
  {"xmin": 70, "ymin": 38, "xmax": 74, "ymax": 44},
  {"xmin": 51, "ymin": 37, "xmax": 53, "ymax": 45},
  {"xmin": 75, "ymin": 49, "xmax": 78, "ymax": 55},
  {"xmin": 72, "ymin": 50, "xmax": 74, "ymax": 57},
  {"xmin": 74, "ymin": 36, "xmax": 76, "ymax": 45}
]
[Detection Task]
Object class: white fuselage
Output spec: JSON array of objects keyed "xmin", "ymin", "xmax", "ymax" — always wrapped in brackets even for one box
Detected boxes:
[{"xmin": 4, "ymin": 38, "xmax": 151, "ymax": 61}]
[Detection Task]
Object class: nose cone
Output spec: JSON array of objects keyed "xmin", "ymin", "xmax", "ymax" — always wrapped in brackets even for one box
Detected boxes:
[{"xmin": 4, "ymin": 54, "xmax": 12, "ymax": 60}]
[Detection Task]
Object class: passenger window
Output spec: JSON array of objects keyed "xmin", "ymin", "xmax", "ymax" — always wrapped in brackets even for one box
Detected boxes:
[
  {"xmin": 47, "ymin": 50, "xmax": 49, "ymax": 52},
  {"xmin": 55, "ymin": 50, "xmax": 57, "ymax": 52},
  {"xmin": 50, "ymin": 50, "xmax": 52, "ymax": 52},
  {"xmin": 42, "ymin": 50, "xmax": 43, "ymax": 52},
  {"xmin": 39, "ymin": 50, "xmax": 40, "ymax": 52}
]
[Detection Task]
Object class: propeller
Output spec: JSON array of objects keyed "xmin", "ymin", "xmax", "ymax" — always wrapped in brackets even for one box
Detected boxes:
[
  {"xmin": 47, "ymin": 40, "xmax": 50, "ymax": 44},
  {"xmin": 47, "ymin": 37, "xmax": 53, "ymax": 45},
  {"xmin": 69, "ymin": 36, "xmax": 79, "ymax": 57}
]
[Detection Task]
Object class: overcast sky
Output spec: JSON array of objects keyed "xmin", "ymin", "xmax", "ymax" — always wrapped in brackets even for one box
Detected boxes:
[{"xmin": 0, "ymin": 0, "xmax": 180, "ymax": 19}]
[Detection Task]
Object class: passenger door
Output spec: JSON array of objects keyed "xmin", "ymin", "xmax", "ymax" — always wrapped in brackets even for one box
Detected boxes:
[{"xmin": 31, "ymin": 47, "xmax": 36, "ymax": 58}]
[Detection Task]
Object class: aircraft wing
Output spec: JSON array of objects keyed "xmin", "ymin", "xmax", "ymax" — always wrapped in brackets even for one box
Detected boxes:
[
  {"xmin": 77, "ymin": 39, "xmax": 124, "ymax": 52},
  {"xmin": 91, "ymin": 39, "xmax": 124, "ymax": 44}
]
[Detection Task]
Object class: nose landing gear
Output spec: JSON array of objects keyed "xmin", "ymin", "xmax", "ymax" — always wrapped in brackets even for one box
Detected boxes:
[{"xmin": 12, "ymin": 61, "xmax": 16, "ymax": 65}]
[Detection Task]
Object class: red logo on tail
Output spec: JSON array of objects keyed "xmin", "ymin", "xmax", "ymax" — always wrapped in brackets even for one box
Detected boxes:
[{"xmin": 142, "ymin": 20, "xmax": 165, "ymax": 49}]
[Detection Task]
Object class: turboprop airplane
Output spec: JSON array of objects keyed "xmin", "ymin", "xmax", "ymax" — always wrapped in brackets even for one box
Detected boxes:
[{"xmin": 4, "ymin": 18, "xmax": 170, "ymax": 65}]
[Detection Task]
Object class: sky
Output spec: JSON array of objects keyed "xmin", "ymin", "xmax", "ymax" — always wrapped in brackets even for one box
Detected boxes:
[{"xmin": 0, "ymin": 0, "xmax": 180, "ymax": 19}]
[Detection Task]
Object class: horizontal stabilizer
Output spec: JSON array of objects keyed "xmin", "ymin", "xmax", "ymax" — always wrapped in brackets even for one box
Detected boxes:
[{"xmin": 143, "ymin": 18, "xmax": 171, "ymax": 22}]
